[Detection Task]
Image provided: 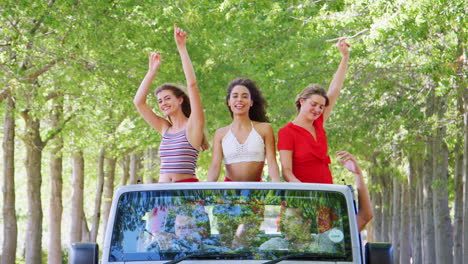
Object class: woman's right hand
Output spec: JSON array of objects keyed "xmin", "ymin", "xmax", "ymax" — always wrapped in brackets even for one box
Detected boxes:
[
  {"xmin": 148, "ymin": 52, "xmax": 162, "ymax": 74},
  {"xmin": 336, "ymin": 151, "xmax": 360, "ymax": 174}
]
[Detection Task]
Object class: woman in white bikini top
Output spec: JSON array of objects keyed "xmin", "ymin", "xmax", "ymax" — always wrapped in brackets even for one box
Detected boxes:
[
  {"xmin": 207, "ymin": 78, "xmax": 280, "ymax": 182},
  {"xmin": 222, "ymin": 122, "xmax": 265, "ymax": 165}
]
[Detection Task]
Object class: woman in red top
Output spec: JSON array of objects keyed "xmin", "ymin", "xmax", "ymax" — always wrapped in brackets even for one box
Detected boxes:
[{"xmin": 278, "ymin": 38, "xmax": 350, "ymax": 183}]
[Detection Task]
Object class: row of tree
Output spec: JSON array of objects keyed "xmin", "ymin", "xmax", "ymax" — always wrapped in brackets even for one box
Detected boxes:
[{"xmin": 1, "ymin": 0, "xmax": 466, "ymax": 263}]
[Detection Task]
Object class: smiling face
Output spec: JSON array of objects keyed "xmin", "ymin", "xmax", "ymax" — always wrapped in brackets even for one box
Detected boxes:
[
  {"xmin": 157, "ymin": 89, "xmax": 182, "ymax": 116},
  {"xmin": 227, "ymin": 85, "xmax": 253, "ymax": 116},
  {"xmin": 298, "ymin": 94, "xmax": 327, "ymax": 122}
]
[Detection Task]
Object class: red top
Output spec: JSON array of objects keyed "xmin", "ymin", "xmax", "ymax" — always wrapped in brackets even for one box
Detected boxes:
[{"xmin": 277, "ymin": 115, "xmax": 332, "ymax": 184}]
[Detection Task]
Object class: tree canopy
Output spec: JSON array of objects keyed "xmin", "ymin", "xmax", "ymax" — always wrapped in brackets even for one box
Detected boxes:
[{"xmin": 0, "ymin": 0, "xmax": 466, "ymax": 263}]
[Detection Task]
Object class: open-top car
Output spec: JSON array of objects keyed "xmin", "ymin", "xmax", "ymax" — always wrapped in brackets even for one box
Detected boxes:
[{"xmin": 70, "ymin": 182, "xmax": 392, "ymax": 263}]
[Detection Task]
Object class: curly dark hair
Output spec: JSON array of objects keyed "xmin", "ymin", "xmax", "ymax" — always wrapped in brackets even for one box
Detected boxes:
[{"xmin": 226, "ymin": 78, "xmax": 269, "ymax": 122}]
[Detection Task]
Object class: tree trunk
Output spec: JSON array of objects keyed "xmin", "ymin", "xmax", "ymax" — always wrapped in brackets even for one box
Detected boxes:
[
  {"xmin": 48, "ymin": 97, "xmax": 63, "ymax": 264},
  {"xmin": 417, "ymin": 157, "xmax": 426, "ymax": 263},
  {"xmin": 399, "ymin": 180, "xmax": 411, "ymax": 263},
  {"xmin": 453, "ymin": 120, "xmax": 464, "ymax": 264},
  {"xmin": 454, "ymin": 25, "xmax": 467, "ymax": 264},
  {"xmin": 409, "ymin": 152, "xmax": 422, "ymax": 264},
  {"xmin": 371, "ymin": 192, "xmax": 382, "ymax": 242},
  {"xmin": 416, "ymin": 175, "xmax": 424, "ymax": 264},
  {"xmin": 432, "ymin": 141, "xmax": 453, "ymax": 263},
  {"xmin": 432, "ymin": 98, "xmax": 453, "ymax": 264},
  {"xmin": 422, "ymin": 86, "xmax": 436, "ymax": 264},
  {"xmin": 376, "ymin": 157, "xmax": 392, "ymax": 243},
  {"xmin": 23, "ymin": 115, "xmax": 44, "ymax": 264},
  {"xmin": 146, "ymin": 147, "xmax": 159, "ymax": 183},
  {"xmin": 369, "ymin": 156, "xmax": 382, "ymax": 242},
  {"xmin": 120, "ymin": 154, "xmax": 130, "ymax": 186},
  {"xmin": 366, "ymin": 219, "xmax": 374, "ymax": 243},
  {"xmin": 422, "ymin": 141, "xmax": 436, "ymax": 264},
  {"xmin": 381, "ymin": 170, "xmax": 392, "ymax": 242},
  {"xmin": 453, "ymin": 70, "xmax": 464, "ymax": 264},
  {"xmin": 391, "ymin": 176, "xmax": 400, "ymax": 260},
  {"xmin": 81, "ymin": 209, "xmax": 91, "ymax": 242},
  {"xmin": 2, "ymin": 96, "xmax": 17, "ymax": 264},
  {"xmin": 91, "ymin": 147, "xmax": 105, "ymax": 242},
  {"xmin": 101, "ymin": 157, "xmax": 116, "ymax": 244},
  {"xmin": 70, "ymin": 151, "xmax": 85, "ymax": 243},
  {"xmin": 462, "ymin": 92, "xmax": 468, "ymax": 264},
  {"xmin": 129, "ymin": 152, "xmax": 142, "ymax": 184}
]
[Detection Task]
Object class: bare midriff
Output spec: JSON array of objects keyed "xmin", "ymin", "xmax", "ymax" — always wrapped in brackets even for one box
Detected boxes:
[
  {"xmin": 159, "ymin": 173, "xmax": 197, "ymax": 183},
  {"xmin": 225, "ymin": 161, "xmax": 265, "ymax": 181}
]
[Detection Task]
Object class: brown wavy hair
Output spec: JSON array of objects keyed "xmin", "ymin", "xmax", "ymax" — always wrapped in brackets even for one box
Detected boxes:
[
  {"xmin": 155, "ymin": 83, "xmax": 209, "ymax": 151},
  {"xmin": 155, "ymin": 83, "xmax": 191, "ymax": 118}
]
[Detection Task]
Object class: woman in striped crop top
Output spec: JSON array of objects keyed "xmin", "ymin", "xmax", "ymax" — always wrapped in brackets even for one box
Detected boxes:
[
  {"xmin": 207, "ymin": 78, "xmax": 280, "ymax": 182},
  {"xmin": 134, "ymin": 24, "xmax": 208, "ymax": 183}
]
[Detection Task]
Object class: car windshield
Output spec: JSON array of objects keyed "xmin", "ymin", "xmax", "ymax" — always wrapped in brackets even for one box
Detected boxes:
[{"xmin": 108, "ymin": 188, "xmax": 352, "ymax": 262}]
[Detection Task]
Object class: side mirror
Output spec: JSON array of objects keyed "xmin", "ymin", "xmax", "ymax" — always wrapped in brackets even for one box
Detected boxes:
[
  {"xmin": 69, "ymin": 242, "xmax": 99, "ymax": 264},
  {"xmin": 365, "ymin": 242, "xmax": 393, "ymax": 264}
]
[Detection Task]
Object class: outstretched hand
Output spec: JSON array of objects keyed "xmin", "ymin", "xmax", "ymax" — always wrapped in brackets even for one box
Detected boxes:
[
  {"xmin": 336, "ymin": 38, "xmax": 350, "ymax": 57},
  {"xmin": 147, "ymin": 52, "xmax": 161, "ymax": 74},
  {"xmin": 336, "ymin": 151, "xmax": 360, "ymax": 174},
  {"xmin": 174, "ymin": 24, "xmax": 187, "ymax": 48}
]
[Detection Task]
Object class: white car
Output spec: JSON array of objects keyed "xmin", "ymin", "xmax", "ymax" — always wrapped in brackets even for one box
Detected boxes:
[{"xmin": 70, "ymin": 182, "xmax": 393, "ymax": 263}]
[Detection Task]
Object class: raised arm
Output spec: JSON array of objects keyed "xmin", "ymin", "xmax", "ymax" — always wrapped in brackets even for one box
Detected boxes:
[
  {"xmin": 279, "ymin": 150, "xmax": 301, "ymax": 182},
  {"xmin": 174, "ymin": 24, "xmax": 205, "ymax": 150},
  {"xmin": 133, "ymin": 52, "xmax": 171, "ymax": 134},
  {"xmin": 207, "ymin": 129, "xmax": 224, "ymax": 181},
  {"xmin": 337, "ymin": 151, "xmax": 373, "ymax": 232},
  {"xmin": 323, "ymin": 38, "xmax": 350, "ymax": 122},
  {"xmin": 263, "ymin": 124, "xmax": 281, "ymax": 182}
]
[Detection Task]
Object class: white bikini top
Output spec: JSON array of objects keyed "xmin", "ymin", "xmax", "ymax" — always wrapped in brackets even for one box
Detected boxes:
[{"xmin": 222, "ymin": 123, "xmax": 265, "ymax": 165}]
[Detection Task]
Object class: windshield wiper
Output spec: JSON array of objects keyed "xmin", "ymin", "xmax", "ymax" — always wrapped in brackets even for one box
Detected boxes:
[
  {"xmin": 262, "ymin": 253, "xmax": 327, "ymax": 264},
  {"xmin": 164, "ymin": 251, "xmax": 247, "ymax": 264}
]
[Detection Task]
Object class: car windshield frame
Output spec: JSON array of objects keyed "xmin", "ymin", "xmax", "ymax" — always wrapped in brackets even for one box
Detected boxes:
[{"xmin": 102, "ymin": 182, "xmax": 360, "ymax": 263}]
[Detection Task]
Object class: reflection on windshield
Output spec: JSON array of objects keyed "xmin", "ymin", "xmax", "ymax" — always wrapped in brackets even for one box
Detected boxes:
[{"xmin": 109, "ymin": 189, "xmax": 352, "ymax": 262}]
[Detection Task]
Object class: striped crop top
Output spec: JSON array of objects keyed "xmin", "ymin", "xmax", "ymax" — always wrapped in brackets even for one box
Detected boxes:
[{"xmin": 159, "ymin": 129, "xmax": 199, "ymax": 175}]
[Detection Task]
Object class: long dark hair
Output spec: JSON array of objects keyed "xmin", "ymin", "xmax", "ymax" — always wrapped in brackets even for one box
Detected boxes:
[
  {"xmin": 295, "ymin": 84, "xmax": 329, "ymax": 113},
  {"xmin": 155, "ymin": 83, "xmax": 209, "ymax": 151},
  {"xmin": 226, "ymin": 78, "xmax": 269, "ymax": 122}
]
